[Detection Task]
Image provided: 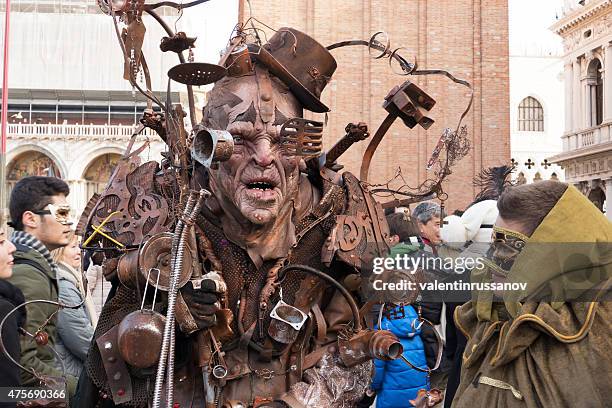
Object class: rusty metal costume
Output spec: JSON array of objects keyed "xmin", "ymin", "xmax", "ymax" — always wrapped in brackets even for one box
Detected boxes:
[
  {"xmin": 63, "ymin": 2, "xmax": 473, "ymax": 407},
  {"xmin": 74, "ymin": 24, "xmax": 412, "ymax": 407}
]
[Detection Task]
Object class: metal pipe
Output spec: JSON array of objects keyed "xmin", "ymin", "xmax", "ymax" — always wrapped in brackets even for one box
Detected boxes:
[
  {"xmin": 152, "ymin": 194, "xmax": 192, "ymax": 408},
  {"xmin": 144, "ymin": 0, "xmax": 212, "ymax": 11},
  {"xmin": 153, "ymin": 190, "xmax": 204, "ymax": 408},
  {"xmin": 1, "ymin": 0, "xmax": 11, "ymax": 214}
]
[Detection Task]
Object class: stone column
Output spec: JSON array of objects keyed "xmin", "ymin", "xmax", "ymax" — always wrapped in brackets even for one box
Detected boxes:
[
  {"xmin": 573, "ymin": 57, "xmax": 582, "ymax": 131},
  {"xmin": 606, "ymin": 179, "xmax": 612, "ymax": 221},
  {"xmin": 565, "ymin": 62, "xmax": 573, "ymax": 132},
  {"xmin": 584, "ymin": 82, "xmax": 590, "ymax": 128},
  {"xmin": 606, "ymin": 43, "xmax": 612, "ymax": 122}
]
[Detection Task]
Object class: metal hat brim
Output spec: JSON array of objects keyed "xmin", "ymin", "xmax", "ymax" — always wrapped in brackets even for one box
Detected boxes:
[{"xmin": 250, "ymin": 44, "xmax": 330, "ymax": 113}]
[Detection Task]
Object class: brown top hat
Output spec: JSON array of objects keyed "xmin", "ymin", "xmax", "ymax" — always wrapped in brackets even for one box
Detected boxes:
[{"xmin": 253, "ymin": 27, "xmax": 337, "ymax": 113}]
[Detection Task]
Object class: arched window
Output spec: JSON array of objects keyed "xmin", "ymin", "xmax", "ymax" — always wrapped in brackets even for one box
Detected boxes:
[
  {"xmin": 518, "ymin": 97, "xmax": 544, "ymax": 131},
  {"xmin": 587, "ymin": 59, "xmax": 603, "ymax": 126},
  {"xmin": 83, "ymin": 154, "xmax": 121, "ymax": 200},
  {"xmin": 6, "ymin": 151, "xmax": 61, "ymax": 206}
]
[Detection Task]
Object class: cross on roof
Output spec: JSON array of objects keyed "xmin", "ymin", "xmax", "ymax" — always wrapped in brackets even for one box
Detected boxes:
[
  {"xmin": 541, "ymin": 159, "xmax": 551, "ymax": 169},
  {"xmin": 525, "ymin": 158, "xmax": 535, "ymax": 169}
]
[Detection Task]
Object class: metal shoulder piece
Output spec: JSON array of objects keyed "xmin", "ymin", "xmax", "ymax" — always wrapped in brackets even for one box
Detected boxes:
[{"xmin": 322, "ymin": 172, "xmax": 391, "ymax": 269}]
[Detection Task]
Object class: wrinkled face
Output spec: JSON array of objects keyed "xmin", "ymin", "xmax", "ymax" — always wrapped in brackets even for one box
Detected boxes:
[
  {"xmin": 419, "ymin": 216, "xmax": 442, "ymax": 245},
  {"xmin": 203, "ymin": 72, "xmax": 302, "ymax": 225}
]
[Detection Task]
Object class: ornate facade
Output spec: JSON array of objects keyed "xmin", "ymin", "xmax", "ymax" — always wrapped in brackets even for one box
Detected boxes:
[{"xmin": 550, "ymin": 0, "xmax": 612, "ymax": 218}]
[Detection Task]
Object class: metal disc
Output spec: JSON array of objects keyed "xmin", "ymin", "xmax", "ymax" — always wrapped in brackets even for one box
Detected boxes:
[
  {"xmin": 138, "ymin": 232, "xmax": 192, "ymax": 291},
  {"xmin": 168, "ymin": 63, "xmax": 227, "ymax": 86}
]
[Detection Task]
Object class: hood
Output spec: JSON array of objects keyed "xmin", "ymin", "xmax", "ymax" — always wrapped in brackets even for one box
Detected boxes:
[
  {"xmin": 459, "ymin": 185, "xmax": 612, "ymax": 367},
  {"xmin": 506, "ymin": 185, "xmax": 612, "ymax": 308},
  {"xmin": 377, "ymin": 305, "xmax": 421, "ymax": 339},
  {"xmin": 13, "ymin": 247, "xmax": 56, "ymax": 280},
  {"xmin": 56, "ymin": 262, "xmax": 80, "ymax": 286}
]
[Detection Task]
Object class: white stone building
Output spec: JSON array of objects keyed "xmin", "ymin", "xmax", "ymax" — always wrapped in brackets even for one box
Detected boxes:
[
  {"xmin": 509, "ymin": 0, "xmax": 565, "ymax": 185},
  {"xmin": 1, "ymin": 0, "xmax": 237, "ymax": 218},
  {"xmin": 550, "ymin": 0, "xmax": 612, "ymax": 218}
]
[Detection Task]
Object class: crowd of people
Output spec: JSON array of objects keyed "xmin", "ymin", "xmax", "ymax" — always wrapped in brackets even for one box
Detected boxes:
[{"xmin": 0, "ymin": 171, "xmax": 610, "ymax": 407}]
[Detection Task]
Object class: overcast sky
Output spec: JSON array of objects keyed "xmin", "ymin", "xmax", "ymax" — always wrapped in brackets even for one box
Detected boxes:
[
  {"xmin": 509, "ymin": 0, "xmax": 567, "ymax": 56},
  {"xmin": 180, "ymin": 0, "xmax": 239, "ymax": 64}
]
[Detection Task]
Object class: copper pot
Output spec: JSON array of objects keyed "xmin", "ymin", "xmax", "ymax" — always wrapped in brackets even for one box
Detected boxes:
[{"xmin": 117, "ymin": 310, "xmax": 165, "ymax": 369}]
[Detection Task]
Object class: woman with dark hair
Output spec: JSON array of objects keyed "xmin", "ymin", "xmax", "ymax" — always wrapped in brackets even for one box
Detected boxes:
[
  {"xmin": 452, "ymin": 181, "xmax": 612, "ymax": 407},
  {"xmin": 0, "ymin": 229, "xmax": 24, "ymax": 408}
]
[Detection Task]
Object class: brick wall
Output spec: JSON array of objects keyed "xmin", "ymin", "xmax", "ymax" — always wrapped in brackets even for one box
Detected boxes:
[{"xmin": 239, "ymin": 0, "xmax": 510, "ymax": 212}]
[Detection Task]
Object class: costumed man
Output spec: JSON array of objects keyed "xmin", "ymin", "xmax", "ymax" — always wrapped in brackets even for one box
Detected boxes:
[
  {"xmin": 76, "ymin": 28, "xmax": 406, "ymax": 408},
  {"xmin": 452, "ymin": 180, "xmax": 612, "ymax": 407}
]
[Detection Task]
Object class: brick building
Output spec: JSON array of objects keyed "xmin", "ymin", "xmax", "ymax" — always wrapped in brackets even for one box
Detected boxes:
[{"xmin": 239, "ymin": 0, "xmax": 510, "ymax": 211}]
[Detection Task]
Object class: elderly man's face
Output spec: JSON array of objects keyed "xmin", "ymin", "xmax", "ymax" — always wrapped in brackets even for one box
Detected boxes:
[
  {"xmin": 419, "ymin": 216, "xmax": 442, "ymax": 245},
  {"xmin": 203, "ymin": 73, "xmax": 302, "ymax": 225}
]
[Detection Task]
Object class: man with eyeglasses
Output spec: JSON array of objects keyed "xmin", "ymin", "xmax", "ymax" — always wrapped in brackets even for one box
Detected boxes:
[{"xmin": 6, "ymin": 176, "xmax": 78, "ymax": 398}]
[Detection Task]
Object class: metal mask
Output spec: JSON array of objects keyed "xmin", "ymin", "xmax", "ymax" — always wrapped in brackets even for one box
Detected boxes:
[
  {"xmin": 484, "ymin": 226, "xmax": 528, "ymax": 277},
  {"xmin": 34, "ymin": 204, "xmax": 73, "ymax": 226}
]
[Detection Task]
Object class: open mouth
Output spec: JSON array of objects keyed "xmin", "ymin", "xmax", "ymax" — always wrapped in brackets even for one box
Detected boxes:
[
  {"xmin": 246, "ymin": 181, "xmax": 275, "ymax": 191},
  {"xmin": 243, "ymin": 177, "xmax": 280, "ymax": 202}
]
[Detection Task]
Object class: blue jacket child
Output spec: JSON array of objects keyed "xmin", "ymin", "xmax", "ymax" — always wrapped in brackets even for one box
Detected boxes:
[{"xmin": 372, "ymin": 304, "xmax": 429, "ymax": 408}]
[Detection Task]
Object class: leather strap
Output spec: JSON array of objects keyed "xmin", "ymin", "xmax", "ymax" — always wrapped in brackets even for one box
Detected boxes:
[
  {"xmin": 311, "ymin": 304, "xmax": 327, "ymax": 344},
  {"xmin": 302, "ymin": 346, "xmax": 331, "ymax": 370},
  {"xmin": 358, "ymin": 301, "xmax": 376, "ymax": 330}
]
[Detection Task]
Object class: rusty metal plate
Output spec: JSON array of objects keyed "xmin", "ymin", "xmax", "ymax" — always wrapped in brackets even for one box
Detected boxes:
[
  {"xmin": 168, "ymin": 62, "xmax": 227, "ymax": 86},
  {"xmin": 96, "ymin": 325, "xmax": 133, "ymax": 404},
  {"xmin": 138, "ymin": 232, "xmax": 193, "ymax": 291}
]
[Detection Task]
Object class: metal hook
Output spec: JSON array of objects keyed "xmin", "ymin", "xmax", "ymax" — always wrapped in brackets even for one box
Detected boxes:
[
  {"xmin": 174, "ymin": 2, "xmax": 184, "ymax": 34},
  {"xmin": 140, "ymin": 268, "xmax": 161, "ymax": 311}
]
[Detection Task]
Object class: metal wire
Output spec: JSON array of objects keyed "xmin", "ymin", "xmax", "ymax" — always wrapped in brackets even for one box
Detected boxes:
[{"xmin": 0, "ymin": 299, "xmax": 85, "ymax": 379}]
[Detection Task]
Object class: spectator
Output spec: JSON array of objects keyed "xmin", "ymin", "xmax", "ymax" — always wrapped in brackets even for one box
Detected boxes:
[
  {"xmin": 0, "ymin": 228, "xmax": 23, "ymax": 408},
  {"xmin": 411, "ymin": 203, "xmax": 450, "ymax": 391},
  {"xmin": 370, "ymin": 213, "xmax": 429, "ymax": 407},
  {"xmin": 7, "ymin": 176, "xmax": 78, "ymax": 396},
  {"xmin": 412, "ymin": 202, "xmax": 442, "ymax": 253},
  {"xmin": 52, "ymin": 231, "xmax": 96, "ymax": 378},
  {"xmin": 372, "ymin": 304, "xmax": 429, "ymax": 407}
]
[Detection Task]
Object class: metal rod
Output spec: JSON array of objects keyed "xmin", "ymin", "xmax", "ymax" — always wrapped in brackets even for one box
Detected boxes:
[
  {"xmin": 1, "ymin": 0, "xmax": 11, "ymax": 216},
  {"xmin": 144, "ymin": 9, "xmax": 197, "ymax": 127},
  {"xmin": 144, "ymin": 0, "xmax": 212, "ymax": 11}
]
